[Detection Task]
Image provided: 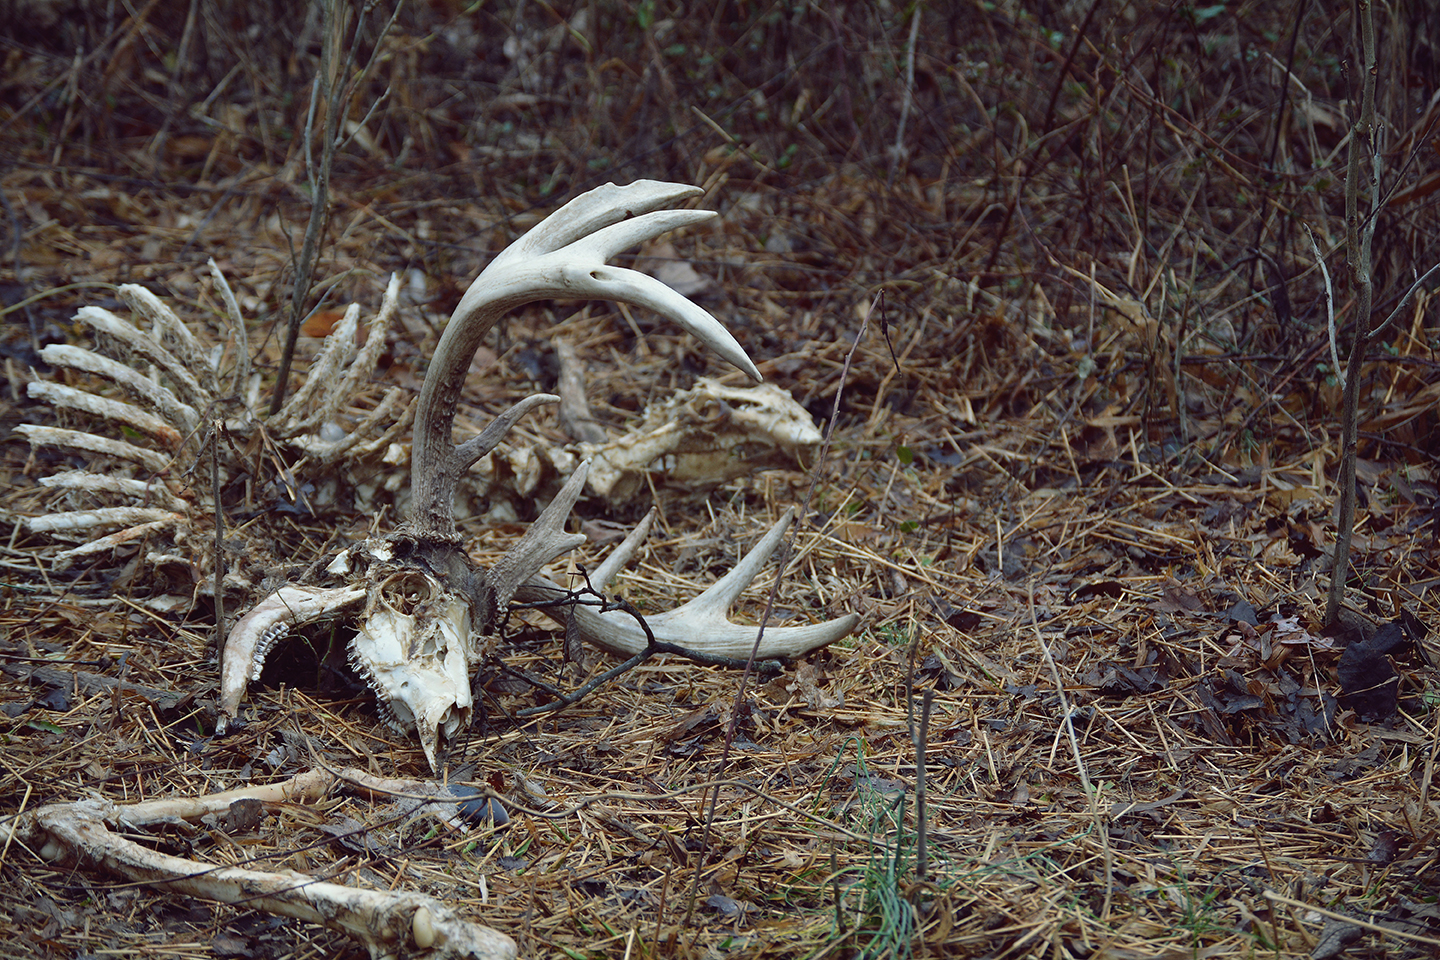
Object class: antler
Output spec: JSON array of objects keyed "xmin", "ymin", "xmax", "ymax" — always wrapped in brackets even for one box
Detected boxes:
[
  {"xmin": 218, "ymin": 181, "xmax": 857, "ymax": 771},
  {"xmin": 406, "ymin": 181, "xmax": 759, "ymax": 541},
  {"xmin": 518, "ymin": 507, "xmax": 859, "ymax": 660}
]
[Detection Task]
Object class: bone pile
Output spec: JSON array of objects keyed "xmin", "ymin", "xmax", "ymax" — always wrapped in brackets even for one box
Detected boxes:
[{"xmin": 14, "ymin": 181, "xmax": 858, "ymax": 771}]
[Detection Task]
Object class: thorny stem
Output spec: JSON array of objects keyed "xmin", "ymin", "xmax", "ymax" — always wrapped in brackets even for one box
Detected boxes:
[
  {"xmin": 211, "ymin": 419, "xmax": 223, "ymax": 658},
  {"xmin": 271, "ymin": 0, "xmax": 341, "ymax": 416},
  {"xmin": 1325, "ymin": 0, "xmax": 1377, "ymax": 626},
  {"xmin": 272, "ymin": 0, "xmax": 402, "ymax": 415}
]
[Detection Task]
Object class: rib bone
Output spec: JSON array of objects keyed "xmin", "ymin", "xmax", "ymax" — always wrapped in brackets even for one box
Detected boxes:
[{"xmin": 12, "ymin": 179, "xmax": 856, "ymax": 773}]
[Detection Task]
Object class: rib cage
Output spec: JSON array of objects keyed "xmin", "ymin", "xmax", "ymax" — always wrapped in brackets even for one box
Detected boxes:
[{"xmin": 13, "ymin": 263, "xmax": 411, "ymax": 584}]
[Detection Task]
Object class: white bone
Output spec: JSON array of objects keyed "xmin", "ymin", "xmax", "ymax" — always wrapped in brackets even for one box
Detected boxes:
[
  {"xmin": 15, "ymin": 424, "xmax": 171, "ymax": 474},
  {"xmin": 26, "ymin": 506, "xmax": 184, "ymax": 534},
  {"xmin": 205, "ymin": 259, "xmax": 250, "ymax": 393},
  {"xmin": 217, "ymin": 182, "xmax": 859, "ymax": 772},
  {"xmin": 217, "ymin": 584, "xmax": 368, "ymax": 733},
  {"xmin": 1, "ymin": 768, "xmax": 517, "ymax": 960},
  {"xmin": 272, "ymin": 303, "xmax": 360, "ymax": 426},
  {"xmin": 119, "ymin": 282, "xmax": 219, "ymax": 396},
  {"xmin": 520, "ymin": 507, "xmax": 860, "ymax": 659},
  {"xmin": 298, "ymin": 271, "xmax": 404, "ymax": 435},
  {"xmin": 351, "ymin": 581, "xmax": 474, "ymax": 772},
  {"xmin": 74, "ymin": 305, "xmax": 211, "ymax": 411},
  {"xmin": 51, "ymin": 518, "xmax": 187, "ymax": 567},
  {"xmin": 36, "ymin": 343, "xmax": 199, "ymax": 435},
  {"xmin": 16, "ymin": 180, "xmax": 857, "ymax": 780},
  {"xmin": 27, "ymin": 381, "xmax": 184, "ymax": 449},
  {"xmin": 38, "ymin": 469, "xmax": 188, "ymax": 513}
]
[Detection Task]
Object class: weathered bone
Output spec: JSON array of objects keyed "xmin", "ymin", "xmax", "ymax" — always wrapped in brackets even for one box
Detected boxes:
[
  {"xmin": 579, "ymin": 377, "xmax": 824, "ymax": 502},
  {"xmin": 217, "ymin": 585, "xmax": 369, "ymax": 733},
  {"xmin": 12, "ymin": 179, "xmax": 856, "ymax": 771},
  {"xmin": 33, "ymin": 342, "xmax": 200, "ymax": 434},
  {"xmin": 5, "ymin": 177, "xmax": 861, "ymax": 960},
  {"xmin": 1, "ymin": 767, "xmax": 517, "ymax": 960},
  {"xmin": 14, "ymin": 273, "xmax": 409, "ymax": 568}
]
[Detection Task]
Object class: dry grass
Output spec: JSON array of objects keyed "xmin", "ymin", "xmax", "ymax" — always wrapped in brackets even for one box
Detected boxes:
[{"xmin": 3, "ymin": 1, "xmax": 1440, "ymax": 958}]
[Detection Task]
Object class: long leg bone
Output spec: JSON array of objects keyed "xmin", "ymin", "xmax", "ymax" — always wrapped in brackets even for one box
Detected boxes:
[{"xmin": 2, "ymin": 768, "xmax": 517, "ymax": 960}]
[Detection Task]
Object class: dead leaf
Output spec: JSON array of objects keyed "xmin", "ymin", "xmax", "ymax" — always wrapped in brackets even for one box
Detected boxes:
[{"xmin": 787, "ymin": 661, "xmax": 843, "ymax": 710}]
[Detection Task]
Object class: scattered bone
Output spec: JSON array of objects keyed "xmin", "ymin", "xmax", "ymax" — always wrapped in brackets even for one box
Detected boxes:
[
  {"xmin": 218, "ymin": 182, "xmax": 856, "ymax": 771},
  {"xmin": 12, "ymin": 271, "xmax": 411, "ymax": 582},
  {"xmin": 469, "ymin": 376, "xmax": 825, "ymax": 511},
  {"xmin": 1, "ymin": 767, "xmax": 517, "ymax": 960},
  {"xmin": 580, "ymin": 377, "xmax": 822, "ymax": 502},
  {"xmin": 553, "ymin": 338, "xmax": 607, "ymax": 444}
]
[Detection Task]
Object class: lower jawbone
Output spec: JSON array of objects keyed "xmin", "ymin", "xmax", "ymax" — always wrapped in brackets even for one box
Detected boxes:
[{"xmin": 349, "ymin": 569, "xmax": 476, "ymax": 772}]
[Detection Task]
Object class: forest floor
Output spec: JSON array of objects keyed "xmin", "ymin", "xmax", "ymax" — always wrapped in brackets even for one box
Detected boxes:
[{"xmin": 2, "ymin": 2, "xmax": 1440, "ymax": 958}]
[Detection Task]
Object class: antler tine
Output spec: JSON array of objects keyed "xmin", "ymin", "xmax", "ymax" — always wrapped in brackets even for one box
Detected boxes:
[
  {"xmin": 453, "ymin": 394, "xmax": 560, "ymax": 473},
  {"xmin": 498, "ymin": 181, "xmax": 705, "ymax": 263},
  {"xmin": 478, "ymin": 461, "xmax": 591, "ymax": 630},
  {"xmin": 586, "ymin": 508, "xmax": 656, "ymax": 589},
  {"xmin": 519, "ymin": 508, "xmax": 860, "ymax": 661}
]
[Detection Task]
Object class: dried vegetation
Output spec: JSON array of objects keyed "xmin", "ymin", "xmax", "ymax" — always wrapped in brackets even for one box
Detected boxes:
[{"xmin": 2, "ymin": 1, "xmax": 1440, "ymax": 958}]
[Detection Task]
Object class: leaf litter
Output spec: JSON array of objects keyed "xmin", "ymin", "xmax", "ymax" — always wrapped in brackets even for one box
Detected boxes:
[{"xmin": 1, "ymin": 3, "xmax": 1440, "ymax": 959}]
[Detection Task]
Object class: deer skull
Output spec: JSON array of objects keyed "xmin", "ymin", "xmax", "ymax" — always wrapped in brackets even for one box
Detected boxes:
[{"xmin": 217, "ymin": 181, "xmax": 857, "ymax": 770}]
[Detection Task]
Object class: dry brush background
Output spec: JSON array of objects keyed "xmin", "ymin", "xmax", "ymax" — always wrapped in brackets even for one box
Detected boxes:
[{"xmin": 2, "ymin": 1, "xmax": 1440, "ymax": 958}]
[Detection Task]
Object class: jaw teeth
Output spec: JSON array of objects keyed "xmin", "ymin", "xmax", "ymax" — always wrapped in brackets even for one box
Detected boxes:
[{"xmin": 251, "ymin": 623, "xmax": 291, "ymax": 681}]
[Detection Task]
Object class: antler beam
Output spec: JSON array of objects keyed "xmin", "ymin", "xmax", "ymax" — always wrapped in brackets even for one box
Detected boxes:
[{"xmin": 407, "ymin": 181, "xmax": 759, "ymax": 541}]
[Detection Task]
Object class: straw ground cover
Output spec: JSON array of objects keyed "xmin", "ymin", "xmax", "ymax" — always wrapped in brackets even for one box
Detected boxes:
[{"xmin": 2, "ymin": 1, "xmax": 1439, "ymax": 957}]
